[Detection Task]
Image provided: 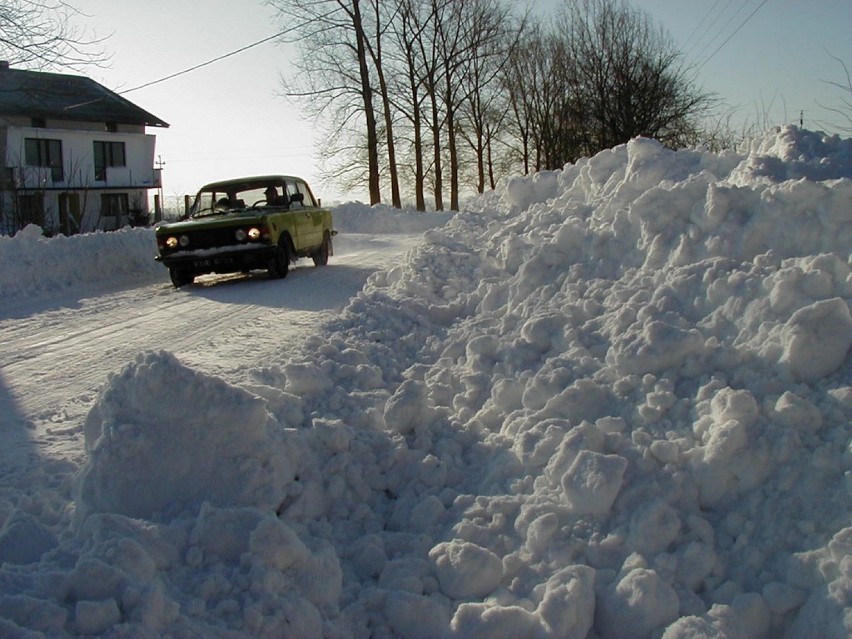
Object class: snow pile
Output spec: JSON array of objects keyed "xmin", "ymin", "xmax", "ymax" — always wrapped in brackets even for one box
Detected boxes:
[
  {"xmin": 75, "ymin": 350, "xmax": 303, "ymax": 520},
  {"xmin": 0, "ymin": 203, "xmax": 450, "ymax": 303},
  {"xmin": 332, "ymin": 201, "xmax": 454, "ymax": 234},
  {"xmin": 0, "ymin": 126, "xmax": 850, "ymax": 639},
  {"xmin": 0, "ymin": 225, "xmax": 162, "ymax": 302}
]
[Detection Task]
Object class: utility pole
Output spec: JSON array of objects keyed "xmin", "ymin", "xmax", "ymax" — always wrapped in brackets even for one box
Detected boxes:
[{"xmin": 155, "ymin": 155, "xmax": 166, "ymax": 222}]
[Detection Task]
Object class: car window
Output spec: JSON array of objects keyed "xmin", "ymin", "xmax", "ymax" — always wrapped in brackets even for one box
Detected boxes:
[
  {"xmin": 191, "ymin": 179, "xmax": 315, "ymax": 215},
  {"xmin": 236, "ymin": 186, "xmax": 267, "ymax": 207},
  {"xmin": 291, "ymin": 180, "xmax": 316, "ymax": 207},
  {"xmin": 192, "ymin": 191, "xmax": 216, "ymax": 215}
]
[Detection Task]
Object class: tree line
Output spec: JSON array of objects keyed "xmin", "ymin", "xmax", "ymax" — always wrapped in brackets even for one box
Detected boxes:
[{"xmin": 268, "ymin": 0, "xmax": 711, "ymax": 210}]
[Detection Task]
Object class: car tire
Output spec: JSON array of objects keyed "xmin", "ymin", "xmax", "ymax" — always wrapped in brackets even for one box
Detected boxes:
[
  {"xmin": 169, "ymin": 268, "xmax": 193, "ymax": 288},
  {"xmin": 312, "ymin": 231, "xmax": 331, "ymax": 266},
  {"xmin": 268, "ymin": 238, "xmax": 290, "ymax": 279}
]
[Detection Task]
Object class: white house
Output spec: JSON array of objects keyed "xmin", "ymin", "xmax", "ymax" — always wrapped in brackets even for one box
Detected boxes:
[{"xmin": 0, "ymin": 62, "xmax": 169, "ymax": 235}]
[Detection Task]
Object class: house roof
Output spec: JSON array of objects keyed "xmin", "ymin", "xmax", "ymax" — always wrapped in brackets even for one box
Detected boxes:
[{"xmin": 0, "ymin": 65, "xmax": 169, "ymax": 128}]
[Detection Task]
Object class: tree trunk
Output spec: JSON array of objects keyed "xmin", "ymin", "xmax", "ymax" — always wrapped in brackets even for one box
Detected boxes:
[
  {"xmin": 352, "ymin": 0, "xmax": 381, "ymax": 205},
  {"xmin": 410, "ymin": 69, "xmax": 426, "ymax": 211},
  {"xmin": 428, "ymin": 79, "xmax": 444, "ymax": 211},
  {"xmin": 369, "ymin": 2, "xmax": 401, "ymax": 208}
]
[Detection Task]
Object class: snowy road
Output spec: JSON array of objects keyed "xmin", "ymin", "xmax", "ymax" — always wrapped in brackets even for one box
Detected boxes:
[{"xmin": 0, "ymin": 233, "xmax": 420, "ymax": 472}]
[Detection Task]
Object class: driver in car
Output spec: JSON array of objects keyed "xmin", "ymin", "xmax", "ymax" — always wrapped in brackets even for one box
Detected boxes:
[{"xmin": 265, "ymin": 186, "xmax": 286, "ymax": 206}]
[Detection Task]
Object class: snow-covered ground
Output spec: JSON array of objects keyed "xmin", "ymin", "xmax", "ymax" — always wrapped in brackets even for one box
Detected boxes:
[{"xmin": 0, "ymin": 126, "xmax": 850, "ymax": 638}]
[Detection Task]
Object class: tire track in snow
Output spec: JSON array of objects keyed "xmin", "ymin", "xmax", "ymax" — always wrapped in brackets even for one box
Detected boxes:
[{"xmin": 0, "ymin": 234, "xmax": 421, "ymax": 468}]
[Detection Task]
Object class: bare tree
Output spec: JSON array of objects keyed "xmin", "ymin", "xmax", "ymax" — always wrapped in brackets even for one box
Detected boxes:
[
  {"xmin": 817, "ymin": 52, "xmax": 852, "ymax": 135},
  {"xmin": 501, "ymin": 0, "xmax": 709, "ymax": 172},
  {"xmin": 268, "ymin": 0, "xmax": 382, "ymax": 205},
  {"xmin": 362, "ymin": 1, "xmax": 402, "ymax": 208},
  {"xmin": 389, "ymin": 0, "xmax": 434, "ymax": 210},
  {"xmin": 447, "ymin": 0, "xmax": 523, "ymax": 200},
  {"xmin": 457, "ymin": 1, "xmax": 526, "ymax": 193},
  {"xmin": 502, "ymin": 25, "xmax": 581, "ymax": 171},
  {"xmin": 561, "ymin": 0, "xmax": 709, "ymax": 155},
  {"xmin": 417, "ymin": 0, "xmax": 448, "ymax": 211},
  {"xmin": 0, "ymin": 0, "xmax": 107, "ymax": 71}
]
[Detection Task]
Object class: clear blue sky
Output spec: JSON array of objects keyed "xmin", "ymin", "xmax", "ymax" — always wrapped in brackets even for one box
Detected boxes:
[{"xmin": 73, "ymin": 0, "xmax": 852, "ymax": 204}]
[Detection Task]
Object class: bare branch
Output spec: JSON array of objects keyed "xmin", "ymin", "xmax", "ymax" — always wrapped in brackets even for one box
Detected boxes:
[{"xmin": 0, "ymin": 0, "xmax": 110, "ymax": 71}]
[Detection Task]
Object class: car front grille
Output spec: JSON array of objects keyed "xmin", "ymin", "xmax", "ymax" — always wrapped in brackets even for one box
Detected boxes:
[{"xmin": 181, "ymin": 227, "xmax": 239, "ymax": 250}]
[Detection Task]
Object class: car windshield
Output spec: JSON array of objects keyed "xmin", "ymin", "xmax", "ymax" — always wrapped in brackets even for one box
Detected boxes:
[
  {"xmin": 189, "ymin": 178, "xmax": 316, "ymax": 217},
  {"xmin": 190, "ymin": 184, "xmax": 278, "ymax": 217}
]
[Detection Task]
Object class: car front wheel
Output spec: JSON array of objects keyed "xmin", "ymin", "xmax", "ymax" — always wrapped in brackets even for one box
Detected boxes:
[
  {"xmin": 268, "ymin": 239, "xmax": 290, "ymax": 279},
  {"xmin": 169, "ymin": 268, "xmax": 193, "ymax": 288},
  {"xmin": 312, "ymin": 231, "xmax": 331, "ymax": 266}
]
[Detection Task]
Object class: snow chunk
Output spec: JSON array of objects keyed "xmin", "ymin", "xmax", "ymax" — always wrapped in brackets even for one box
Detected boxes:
[
  {"xmin": 537, "ymin": 565, "xmax": 596, "ymax": 638},
  {"xmin": 74, "ymin": 598, "xmax": 121, "ymax": 635},
  {"xmin": 451, "ymin": 602, "xmax": 540, "ymax": 639},
  {"xmin": 0, "ymin": 511, "xmax": 58, "ymax": 565},
  {"xmin": 0, "ymin": 595, "xmax": 67, "ymax": 635},
  {"xmin": 561, "ymin": 450, "xmax": 628, "ymax": 515},
  {"xmin": 598, "ymin": 568, "xmax": 680, "ymax": 639},
  {"xmin": 771, "ymin": 391, "xmax": 823, "ymax": 432},
  {"xmin": 430, "ymin": 540, "xmax": 503, "ymax": 600},
  {"xmin": 384, "ymin": 592, "xmax": 452, "ymax": 639},
  {"xmin": 384, "ymin": 379, "xmax": 433, "ymax": 434},
  {"xmin": 627, "ymin": 498, "xmax": 681, "ymax": 555},
  {"xmin": 608, "ymin": 319, "xmax": 706, "ymax": 375},
  {"xmin": 779, "ymin": 297, "xmax": 852, "ymax": 382},
  {"xmin": 75, "ymin": 351, "xmax": 300, "ymax": 519}
]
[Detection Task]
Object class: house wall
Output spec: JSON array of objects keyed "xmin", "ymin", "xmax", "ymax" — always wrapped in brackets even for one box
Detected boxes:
[
  {"xmin": 1, "ymin": 115, "xmax": 146, "ymax": 135},
  {"xmin": 1, "ymin": 121, "xmax": 160, "ymax": 234}
]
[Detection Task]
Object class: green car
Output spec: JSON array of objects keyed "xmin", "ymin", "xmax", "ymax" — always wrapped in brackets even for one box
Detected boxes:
[{"xmin": 155, "ymin": 175, "xmax": 335, "ymax": 287}]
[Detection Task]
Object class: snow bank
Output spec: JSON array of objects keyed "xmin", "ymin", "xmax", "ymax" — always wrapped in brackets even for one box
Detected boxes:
[
  {"xmin": 0, "ymin": 203, "xmax": 452, "ymax": 303},
  {"xmin": 1, "ymin": 126, "xmax": 850, "ymax": 639},
  {"xmin": 0, "ymin": 225, "xmax": 162, "ymax": 303}
]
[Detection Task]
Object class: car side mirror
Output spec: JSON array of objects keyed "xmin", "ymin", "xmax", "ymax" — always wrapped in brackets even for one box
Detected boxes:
[{"xmin": 291, "ymin": 192, "xmax": 304, "ymax": 204}]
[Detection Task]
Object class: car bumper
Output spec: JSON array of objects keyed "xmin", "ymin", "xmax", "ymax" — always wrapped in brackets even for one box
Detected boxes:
[{"xmin": 156, "ymin": 245, "xmax": 278, "ymax": 274}]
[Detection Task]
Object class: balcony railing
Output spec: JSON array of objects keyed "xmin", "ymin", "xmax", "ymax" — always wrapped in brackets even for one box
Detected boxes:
[{"xmin": 8, "ymin": 165, "xmax": 162, "ymax": 189}]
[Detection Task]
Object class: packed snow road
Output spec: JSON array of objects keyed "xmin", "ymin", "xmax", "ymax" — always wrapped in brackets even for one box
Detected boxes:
[{"xmin": 0, "ymin": 233, "xmax": 422, "ymax": 472}]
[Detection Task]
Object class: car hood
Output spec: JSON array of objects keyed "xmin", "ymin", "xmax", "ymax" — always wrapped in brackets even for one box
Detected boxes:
[{"xmin": 156, "ymin": 211, "xmax": 266, "ymax": 234}]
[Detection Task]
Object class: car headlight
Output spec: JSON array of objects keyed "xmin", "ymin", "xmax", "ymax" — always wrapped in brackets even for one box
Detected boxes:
[
  {"xmin": 165, "ymin": 236, "xmax": 179, "ymax": 249},
  {"xmin": 247, "ymin": 227, "xmax": 261, "ymax": 240},
  {"xmin": 235, "ymin": 229, "xmax": 247, "ymax": 241},
  {"xmin": 179, "ymin": 235, "xmax": 190, "ymax": 247}
]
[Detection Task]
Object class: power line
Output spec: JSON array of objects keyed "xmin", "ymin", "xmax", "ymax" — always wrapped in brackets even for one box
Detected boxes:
[
  {"xmin": 683, "ymin": 0, "xmax": 725, "ymax": 50},
  {"xmin": 684, "ymin": 0, "xmax": 736, "ymax": 59},
  {"xmin": 118, "ymin": 28, "xmax": 293, "ymax": 95},
  {"xmin": 691, "ymin": 0, "xmax": 752, "ymax": 62},
  {"xmin": 696, "ymin": 0, "xmax": 771, "ymax": 71}
]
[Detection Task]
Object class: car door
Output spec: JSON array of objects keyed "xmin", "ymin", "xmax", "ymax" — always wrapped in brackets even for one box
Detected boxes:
[{"xmin": 288, "ymin": 179, "xmax": 323, "ymax": 249}]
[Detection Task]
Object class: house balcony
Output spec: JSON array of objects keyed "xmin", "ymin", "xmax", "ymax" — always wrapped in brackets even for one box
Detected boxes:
[
  {"xmin": 95, "ymin": 166, "xmax": 162, "ymax": 189},
  {"xmin": 10, "ymin": 165, "xmax": 162, "ymax": 190}
]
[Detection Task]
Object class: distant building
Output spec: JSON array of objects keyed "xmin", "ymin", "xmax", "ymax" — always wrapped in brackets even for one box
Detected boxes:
[{"xmin": 0, "ymin": 61, "xmax": 169, "ymax": 235}]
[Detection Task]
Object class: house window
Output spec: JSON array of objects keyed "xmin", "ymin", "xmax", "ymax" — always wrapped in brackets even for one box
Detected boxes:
[
  {"xmin": 93, "ymin": 141, "xmax": 126, "ymax": 181},
  {"xmin": 24, "ymin": 138, "xmax": 63, "ymax": 182},
  {"xmin": 100, "ymin": 193, "xmax": 128, "ymax": 230},
  {"xmin": 17, "ymin": 193, "xmax": 45, "ymax": 227},
  {"xmin": 105, "ymin": 122, "xmax": 117, "ymax": 133}
]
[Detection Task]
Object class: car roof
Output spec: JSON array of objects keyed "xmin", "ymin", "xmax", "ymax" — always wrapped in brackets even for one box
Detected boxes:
[{"xmin": 197, "ymin": 175, "xmax": 306, "ymax": 191}]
